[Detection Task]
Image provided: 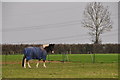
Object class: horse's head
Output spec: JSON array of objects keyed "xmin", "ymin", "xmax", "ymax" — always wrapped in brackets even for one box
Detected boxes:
[{"xmin": 44, "ymin": 44, "xmax": 55, "ymax": 53}]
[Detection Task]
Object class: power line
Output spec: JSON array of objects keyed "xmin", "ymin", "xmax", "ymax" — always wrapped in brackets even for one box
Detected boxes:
[
  {"xmin": 3, "ymin": 20, "xmax": 118, "ymax": 32},
  {"xmin": 4, "ymin": 31, "xmax": 117, "ymax": 44},
  {"xmin": 3, "ymin": 19, "xmax": 82, "ymax": 32},
  {"xmin": 6, "ymin": 33, "xmax": 89, "ymax": 43}
]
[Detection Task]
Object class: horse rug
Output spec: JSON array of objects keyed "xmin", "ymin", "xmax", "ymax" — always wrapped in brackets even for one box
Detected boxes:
[{"xmin": 23, "ymin": 47, "xmax": 47, "ymax": 61}]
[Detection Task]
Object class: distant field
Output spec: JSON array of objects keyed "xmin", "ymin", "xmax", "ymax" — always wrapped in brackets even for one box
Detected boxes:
[
  {"xmin": 2, "ymin": 54, "xmax": 118, "ymax": 63},
  {"xmin": 2, "ymin": 54, "xmax": 118, "ymax": 78},
  {"xmin": 47, "ymin": 54, "xmax": 118, "ymax": 63}
]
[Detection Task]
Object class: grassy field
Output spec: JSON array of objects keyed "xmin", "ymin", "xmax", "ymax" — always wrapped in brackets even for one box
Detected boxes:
[{"xmin": 2, "ymin": 54, "xmax": 118, "ymax": 78}]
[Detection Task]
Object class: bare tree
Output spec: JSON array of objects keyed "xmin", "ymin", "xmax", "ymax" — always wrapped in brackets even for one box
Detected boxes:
[{"xmin": 82, "ymin": 2, "xmax": 112, "ymax": 44}]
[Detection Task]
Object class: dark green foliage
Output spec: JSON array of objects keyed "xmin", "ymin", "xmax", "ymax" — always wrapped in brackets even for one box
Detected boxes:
[{"xmin": 2, "ymin": 44, "xmax": 118, "ymax": 55}]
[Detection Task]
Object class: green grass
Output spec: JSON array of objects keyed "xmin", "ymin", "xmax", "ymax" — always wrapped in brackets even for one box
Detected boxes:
[
  {"xmin": 2, "ymin": 62, "xmax": 118, "ymax": 78},
  {"xmin": 1, "ymin": 54, "xmax": 118, "ymax": 78},
  {"xmin": 48, "ymin": 54, "xmax": 118, "ymax": 63},
  {"xmin": 2, "ymin": 54, "xmax": 118, "ymax": 63}
]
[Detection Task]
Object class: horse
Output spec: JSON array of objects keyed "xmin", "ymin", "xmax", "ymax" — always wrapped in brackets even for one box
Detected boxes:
[{"xmin": 22, "ymin": 44, "xmax": 55, "ymax": 68}]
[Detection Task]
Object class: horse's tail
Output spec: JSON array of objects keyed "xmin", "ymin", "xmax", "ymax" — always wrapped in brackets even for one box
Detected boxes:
[{"xmin": 22, "ymin": 55, "xmax": 26, "ymax": 67}]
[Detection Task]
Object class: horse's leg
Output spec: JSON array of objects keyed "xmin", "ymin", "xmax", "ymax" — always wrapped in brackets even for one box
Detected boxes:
[
  {"xmin": 24, "ymin": 58, "xmax": 26, "ymax": 68},
  {"xmin": 36, "ymin": 60, "xmax": 40, "ymax": 68},
  {"xmin": 27, "ymin": 60, "xmax": 31, "ymax": 68},
  {"xmin": 43, "ymin": 60, "xmax": 46, "ymax": 68}
]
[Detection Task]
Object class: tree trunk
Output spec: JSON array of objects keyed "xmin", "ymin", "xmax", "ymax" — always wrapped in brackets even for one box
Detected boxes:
[{"xmin": 95, "ymin": 26, "xmax": 99, "ymax": 44}]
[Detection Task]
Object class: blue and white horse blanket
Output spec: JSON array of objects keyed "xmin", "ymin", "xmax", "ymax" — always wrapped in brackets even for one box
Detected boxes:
[{"xmin": 23, "ymin": 47, "xmax": 47, "ymax": 61}]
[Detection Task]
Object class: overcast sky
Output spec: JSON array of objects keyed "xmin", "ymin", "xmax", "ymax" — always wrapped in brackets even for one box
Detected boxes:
[
  {"xmin": 0, "ymin": 2, "xmax": 2, "ymax": 44},
  {"xmin": 2, "ymin": 2, "xmax": 118, "ymax": 44}
]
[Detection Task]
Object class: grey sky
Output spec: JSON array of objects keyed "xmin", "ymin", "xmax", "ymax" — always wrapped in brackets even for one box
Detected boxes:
[
  {"xmin": 0, "ymin": 2, "xmax": 2, "ymax": 43},
  {"xmin": 2, "ymin": 2, "xmax": 118, "ymax": 44}
]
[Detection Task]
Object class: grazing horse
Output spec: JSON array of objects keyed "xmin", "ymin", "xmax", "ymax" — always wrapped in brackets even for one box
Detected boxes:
[{"xmin": 22, "ymin": 44, "xmax": 55, "ymax": 68}]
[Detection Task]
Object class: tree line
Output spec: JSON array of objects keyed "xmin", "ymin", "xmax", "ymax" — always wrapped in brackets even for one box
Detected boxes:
[{"xmin": 2, "ymin": 44, "xmax": 118, "ymax": 55}]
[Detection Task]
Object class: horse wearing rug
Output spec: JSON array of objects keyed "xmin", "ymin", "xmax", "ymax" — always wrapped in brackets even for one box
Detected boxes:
[{"xmin": 22, "ymin": 44, "xmax": 55, "ymax": 68}]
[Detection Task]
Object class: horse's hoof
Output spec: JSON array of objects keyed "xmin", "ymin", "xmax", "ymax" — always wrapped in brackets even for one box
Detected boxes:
[{"xmin": 36, "ymin": 65, "xmax": 39, "ymax": 68}]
